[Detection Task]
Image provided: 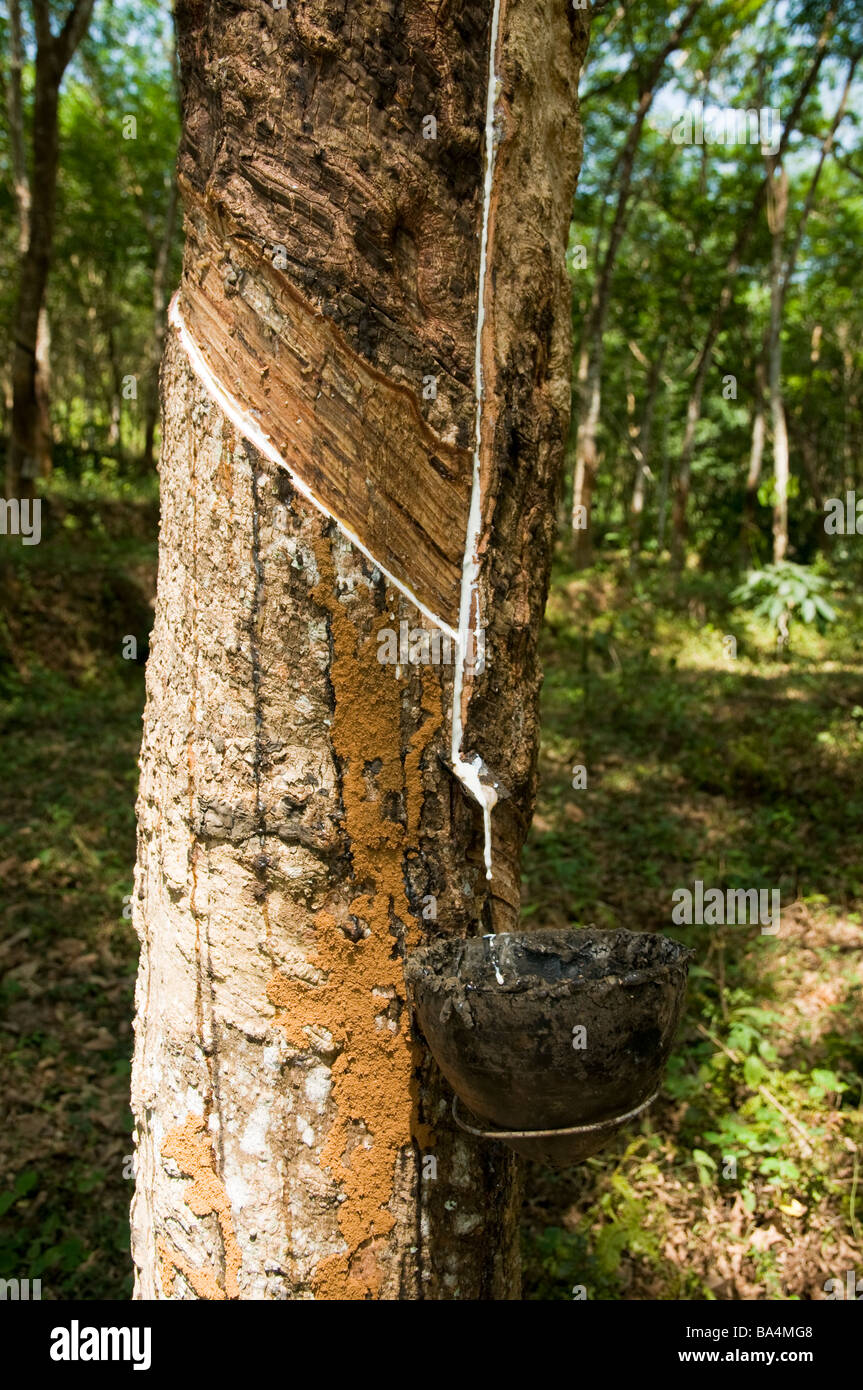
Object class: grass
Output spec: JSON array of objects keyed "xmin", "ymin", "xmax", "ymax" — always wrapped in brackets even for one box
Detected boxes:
[{"xmin": 0, "ymin": 490, "xmax": 860, "ymax": 1299}]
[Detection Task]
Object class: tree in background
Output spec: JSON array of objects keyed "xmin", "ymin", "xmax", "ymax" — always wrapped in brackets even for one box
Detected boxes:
[
  {"xmin": 0, "ymin": 0, "xmax": 181, "ymax": 480},
  {"xmin": 763, "ymin": 44, "xmax": 859, "ymax": 562},
  {"xmin": 5, "ymin": 0, "xmax": 96, "ymax": 495},
  {"xmin": 6, "ymin": 0, "xmax": 55, "ymax": 492}
]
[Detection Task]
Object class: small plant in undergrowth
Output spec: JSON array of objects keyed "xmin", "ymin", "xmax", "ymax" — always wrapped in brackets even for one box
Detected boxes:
[
  {"xmin": 731, "ymin": 562, "xmax": 837, "ymax": 653},
  {"xmin": 523, "ymin": 1136, "xmax": 710, "ymax": 1300},
  {"xmin": 665, "ymin": 992, "xmax": 855, "ymax": 1218},
  {"xmin": 591, "ymin": 1163, "xmax": 665, "ymax": 1276}
]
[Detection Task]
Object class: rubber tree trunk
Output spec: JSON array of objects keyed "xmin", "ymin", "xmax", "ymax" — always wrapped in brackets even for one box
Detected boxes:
[{"xmin": 131, "ymin": 0, "xmax": 589, "ymax": 1301}]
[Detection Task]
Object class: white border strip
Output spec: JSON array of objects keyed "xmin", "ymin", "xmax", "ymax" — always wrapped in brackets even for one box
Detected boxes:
[{"xmin": 449, "ymin": 0, "xmax": 503, "ymax": 878}]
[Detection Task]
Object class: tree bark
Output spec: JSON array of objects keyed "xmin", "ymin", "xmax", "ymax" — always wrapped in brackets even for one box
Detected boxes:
[
  {"xmin": 131, "ymin": 0, "xmax": 589, "ymax": 1301},
  {"xmin": 6, "ymin": 0, "xmax": 96, "ymax": 496}
]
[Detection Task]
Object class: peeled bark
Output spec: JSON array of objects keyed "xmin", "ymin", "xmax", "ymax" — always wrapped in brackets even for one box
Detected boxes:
[{"xmin": 131, "ymin": 0, "xmax": 589, "ymax": 1301}]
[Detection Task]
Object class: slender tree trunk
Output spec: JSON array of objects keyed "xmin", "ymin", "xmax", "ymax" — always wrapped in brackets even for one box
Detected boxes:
[
  {"xmin": 769, "ymin": 394, "xmax": 790, "ymax": 562},
  {"xmin": 571, "ymin": 352, "xmax": 602, "ymax": 559},
  {"xmin": 106, "ymin": 320, "xmax": 124, "ymax": 457},
  {"xmin": 657, "ymin": 403, "xmax": 671, "ymax": 552},
  {"xmin": 6, "ymin": 0, "xmax": 55, "ymax": 488},
  {"xmin": 7, "ymin": 0, "xmax": 30, "ymax": 260},
  {"xmin": 765, "ymin": 160, "xmax": 790, "ymax": 562},
  {"xmin": 79, "ymin": 18, "xmax": 181, "ymax": 472},
  {"xmin": 131, "ymin": 0, "xmax": 589, "ymax": 1301},
  {"xmin": 670, "ymin": 373, "xmax": 709, "ymax": 566},
  {"xmin": 6, "ymin": 0, "xmax": 96, "ymax": 496},
  {"xmin": 741, "ymin": 357, "xmax": 766, "ymax": 563},
  {"xmin": 769, "ymin": 53, "xmax": 857, "ymax": 563},
  {"xmin": 34, "ymin": 306, "xmax": 54, "ymax": 477},
  {"xmin": 840, "ymin": 328, "xmax": 855, "ymax": 495},
  {"xmin": 629, "ymin": 340, "xmax": 665, "ymax": 558}
]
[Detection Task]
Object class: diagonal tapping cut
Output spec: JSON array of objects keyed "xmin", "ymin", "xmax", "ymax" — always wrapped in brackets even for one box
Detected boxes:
[{"xmin": 169, "ymin": 291, "xmax": 458, "ymax": 640}]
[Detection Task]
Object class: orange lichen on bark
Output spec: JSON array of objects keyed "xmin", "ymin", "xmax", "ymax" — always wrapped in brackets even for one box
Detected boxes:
[
  {"xmin": 267, "ymin": 544, "xmax": 439, "ymax": 1299},
  {"xmin": 159, "ymin": 1115, "xmax": 242, "ymax": 1299},
  {"xmin": 157, "ymin": 1238, "xmax": 227, "ymax": 1301}
]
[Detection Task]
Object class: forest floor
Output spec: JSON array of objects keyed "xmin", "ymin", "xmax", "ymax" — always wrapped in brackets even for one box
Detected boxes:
[
  {"xmin": 0, "ymin": 485, "xmax": 860, "ymax": 1299},
  {"xmin": 521, "ymin": 553, "xmax": 863, "ymax": 1299},
  {"xmin": 0, "ymin": 477, "xmax": 156, "ymax": 1299}
]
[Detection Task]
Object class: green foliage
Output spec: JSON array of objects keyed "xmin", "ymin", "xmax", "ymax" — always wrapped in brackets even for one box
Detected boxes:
[{"xmin": 732, "ymin": 561, "xmax": 837, "ymax": 639}]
